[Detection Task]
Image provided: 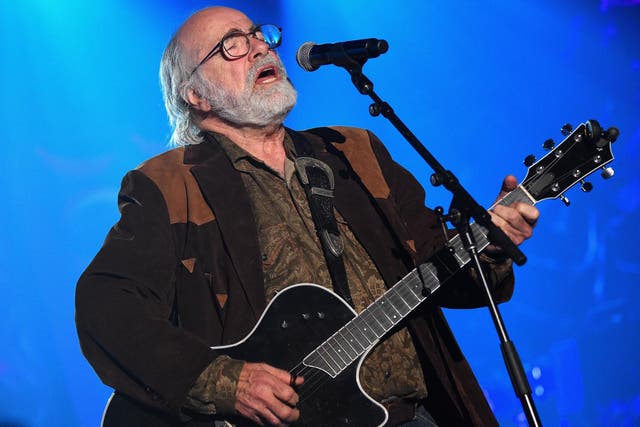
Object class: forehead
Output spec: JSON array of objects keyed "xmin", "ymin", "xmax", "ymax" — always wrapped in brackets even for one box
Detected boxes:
[
  {"xmin": 179, "ymin": 7, "xmax": 254, "ymax": 55},
  {"xmin": 200, "ymin": 9, "xmax": 252, "ymax": 41},
  {"xmin": 209, "ymin": 10, "xmax": 254, "ymax": 39}
]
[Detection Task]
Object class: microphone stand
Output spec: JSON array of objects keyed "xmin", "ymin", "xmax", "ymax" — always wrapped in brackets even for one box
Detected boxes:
[{"xmin": 333, "ymin": 56, "xmax": 542, "ymax": 426}]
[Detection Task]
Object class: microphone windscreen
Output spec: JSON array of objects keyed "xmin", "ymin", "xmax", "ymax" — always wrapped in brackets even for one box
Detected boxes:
[{"xmin": 296, "ymin": 41, "xmax": 318, "ymax": 72}]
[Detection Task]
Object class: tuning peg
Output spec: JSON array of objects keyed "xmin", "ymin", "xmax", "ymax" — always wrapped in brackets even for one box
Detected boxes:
[
  {"xmin": 601, "ymin": 166, "xmax": 615, "ymax": 179},
  {"xmin": 585, "ymin": 120, "xmax": 602, "ymax": 142},
  {"xmin": 580, "ymin": 180, "xmax": 593, "ymax": 192},
  {"xmin": 561, "ymin": 123, "xmax": 573, "ymax": 136},
  {"xmin": 524, "ymin": 154, "xmax": 536, "ymax": 167},
  {"xmin": 605, "ymin": 127, "xmax": 619, "ymax": 143},
  {"xmin": 560, "ymin": 194, "xmax": 571, "ymax": 206},
  {"xmin": 542, "ymin": 138, "xmax": 555, "ymax": 150}
]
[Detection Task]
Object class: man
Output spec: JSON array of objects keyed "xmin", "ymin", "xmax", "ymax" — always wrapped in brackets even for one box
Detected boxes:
[{"xmin": 76, "ymin": 6, "xmax": 539, "ymax": 427}]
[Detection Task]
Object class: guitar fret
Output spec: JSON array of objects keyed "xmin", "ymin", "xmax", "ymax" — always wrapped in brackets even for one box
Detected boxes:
[
  {"xmin": 303, "ymin": 203, "xmax": 497, "ymax": 380},
  {"xmin": 344, "ymin": 327, "xmax": 366, "ymax": 352},
  {"xmin": 336, "ymin": 333, "xmax": 357, "ymax": 361},
  {"xmin": 508, "ymin": 186, "xmax": 535, "ymax": 206},
  {"xmin": 306, "ymin": 350, "xmax": 337, "ymax": 377},
  {"xmin": 407, "ymin": 276, "xmax": 426, "ymax": 297},
  {"xmin": 326, "ymin": 337, "xmax": 351, "ymax": 366},
  {"xmin": 394, "ymin": 276, "xmax": 421, "ymax": 306},
  {"xmin": 318, "ymin": 341, "xmax": 347, "ymax": 372},
  {"xmin": 395, "ymin": 282, "xmax": 422, "ymax": 308},
  {"xmin": 498, "ymin": 185, "xmax": 534, "ymax": 207},
  {"xmin": 420, "ymin": 263, "xmax": 440, "ymax": 287},
  {"xmin": 344, "ymin": 322, "xmax": 369, "ymax": 351},
  {"xmin": 303, "ymin": 226, "xmax": 481, "ymax": 378},
  {"xmin": 378, "ymin": 299, "xmax": 399, "ymax": 324},
  {"xmin": 361, "ymin": 306, "xmax": 387, "ymax": 336},
  {"xmin": 368, "ymin": 301, "xmax": 393, "ymax": 331},
  {"xmin": 404, "ymin": 273, "xmax": 425, "ymax": 301},
  {"xmin": 387, "ymin": 289, "xmax": 411, "ymax": 316},
  {"xmin": 400, "ymin": 280, "xmax": 421, "ymax": 305},
  {"xmin": 336, "ymin": 329, "xmax": 360, "ymax": 357},
  {"xmin": 352, "ymin": 316, "xmax": 377, "ymax": 343}
]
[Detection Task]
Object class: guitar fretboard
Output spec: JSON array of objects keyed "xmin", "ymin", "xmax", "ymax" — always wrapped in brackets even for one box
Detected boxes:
[{"xmin": 303, "ymin": 185, "xmax": 535, "ymax": 378}]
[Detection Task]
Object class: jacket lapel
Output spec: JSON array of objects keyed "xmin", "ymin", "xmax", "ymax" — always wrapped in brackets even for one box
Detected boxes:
[
  {"xmin": 294, "ymin": 127, "xmax": 414, "ymax": 286},
  {"xmin": 185, "ymin": 135, "xmax": 266, "ymax": 320}
]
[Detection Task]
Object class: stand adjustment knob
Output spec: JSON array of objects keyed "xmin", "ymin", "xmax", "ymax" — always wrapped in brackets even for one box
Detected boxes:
[{"xmin": 430, "ymin": 173, "xmax": 443, "ymax": 186}]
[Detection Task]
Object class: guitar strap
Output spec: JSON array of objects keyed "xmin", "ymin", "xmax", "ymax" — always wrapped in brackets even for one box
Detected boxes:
[{"xmin": 289, "ymin": 130, "xmax": 354, "ymax": 307}]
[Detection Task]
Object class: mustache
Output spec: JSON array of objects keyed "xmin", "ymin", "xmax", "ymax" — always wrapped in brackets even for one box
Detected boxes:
[{"xmin": 247, "ymin": 56, "xmax": 287, "ymax": 83}]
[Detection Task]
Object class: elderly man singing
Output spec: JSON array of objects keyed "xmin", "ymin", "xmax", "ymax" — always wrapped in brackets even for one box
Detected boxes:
[{"xmin": 76, "ymin": 6, "xmax": 539, "ymax": 427}]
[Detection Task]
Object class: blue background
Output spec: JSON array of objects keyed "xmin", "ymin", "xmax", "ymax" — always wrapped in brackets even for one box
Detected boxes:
[{"xmin": 1, "ymin": 1, "xmax": 639, "ymax": 426}]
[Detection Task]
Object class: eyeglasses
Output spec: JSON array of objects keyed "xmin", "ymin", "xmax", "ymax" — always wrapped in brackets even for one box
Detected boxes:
[{"xmin": 190, "ymin": 24, "xmax": 282, "ymax": 76}]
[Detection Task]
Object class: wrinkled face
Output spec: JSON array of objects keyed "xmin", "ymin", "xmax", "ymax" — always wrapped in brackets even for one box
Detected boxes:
[{"xmin": 183, "ymin": 7, "xmax": 297, "ymax": 127}]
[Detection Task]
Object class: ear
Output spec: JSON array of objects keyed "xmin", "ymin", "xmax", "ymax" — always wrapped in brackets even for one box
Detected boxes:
[{"xmin": 185, "ymin": 87, "xmax": 212, "ymax": 113}]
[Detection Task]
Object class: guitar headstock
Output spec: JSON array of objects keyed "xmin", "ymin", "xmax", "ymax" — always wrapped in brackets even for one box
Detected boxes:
[{"xmin": 521, "ymin": 120, "xmax": 618, "ymax": 205}]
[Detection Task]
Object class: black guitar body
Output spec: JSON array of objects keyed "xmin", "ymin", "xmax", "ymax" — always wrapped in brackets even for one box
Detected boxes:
[
  {"xmin": 102, "ymin": 284, "xmax": 387, "ymax": 427},
  {"xmin": 222, "ymin": 284, "xmax": 387, "ymax": 427}
]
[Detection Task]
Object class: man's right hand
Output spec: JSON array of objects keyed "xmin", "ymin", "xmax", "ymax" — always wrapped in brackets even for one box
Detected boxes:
[{"xmin": 235, "ymin": 362, "xmax": 304, "ymax": 426}]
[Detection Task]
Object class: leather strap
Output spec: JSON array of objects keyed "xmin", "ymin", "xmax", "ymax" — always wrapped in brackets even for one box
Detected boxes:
[{"xmin": 289, "ymin": 130, "xmax": 353, "ymax": 307}]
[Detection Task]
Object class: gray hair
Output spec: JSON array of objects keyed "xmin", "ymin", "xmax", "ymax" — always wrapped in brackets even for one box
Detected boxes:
[{"xmin": 159, "ymin": 34, "xmax": 205, "ymax": 146}]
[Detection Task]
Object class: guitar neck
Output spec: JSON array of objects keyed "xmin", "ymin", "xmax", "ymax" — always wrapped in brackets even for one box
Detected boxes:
[{"xmin": 302, "ymin": 185, "xmax": 535, "ymax": 378}]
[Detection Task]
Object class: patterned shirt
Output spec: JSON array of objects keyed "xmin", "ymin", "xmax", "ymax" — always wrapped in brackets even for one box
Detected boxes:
[{"xmin": 186, "ymin": 133, "xmax": 427, "ymax": 415}]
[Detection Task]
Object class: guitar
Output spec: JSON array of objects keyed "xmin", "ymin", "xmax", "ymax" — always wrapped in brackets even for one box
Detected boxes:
[{"xmin": 102, "ymin": 120, "xmax": 617, "ymax": 427}]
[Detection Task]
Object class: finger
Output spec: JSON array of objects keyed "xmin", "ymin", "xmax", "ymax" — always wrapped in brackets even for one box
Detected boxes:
[
  {"xmin": 489, "ymin": 205, "xmax": 532, "ymax": 245},
  {"xmin": 273, "ymin": 381, "xmax": 300, "ymax": 407},
  {"xmin": 496, "ymin": 175, "xmax": 518, "ymax": 201},
  {"xmin": 236, "ymin": 401, "xmax": 279, "ymax": 426},
  {"xmin": 244, "ymin": 393, "xmax": 300, "ymax": 425},
  {"xmin": 289, "ymin": 374, "xmax": 305, "ymax": 387},
  {"xmin": 236, "ymin": 391, "xmax": 293, "ymax": 426},
  {"xmin": 260, "ymin": 364, "xmax": 297, "ymax": 385},
  {"xmin": 235, "ymin": 401, "xmax": 265, "ymax": 426},
  {"xmin": 514, "ymin": 202, "xmax": 540, "ymax": 226},
  {"xmin": 268, "ymin": 402, "xmax": 300, "ymax": 424},
  {"xmin": 492, "ymin": 204, "xmax": 531, "ymax": 234},
  {"xmin": 235, "ymin": 363, "xmax": 302, "ymax": 425}
]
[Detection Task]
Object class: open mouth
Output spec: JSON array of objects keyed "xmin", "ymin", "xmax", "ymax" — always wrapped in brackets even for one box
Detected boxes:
[{"xmin": 255, "ymin": 65, "xmax": 279, "ymax": 84}]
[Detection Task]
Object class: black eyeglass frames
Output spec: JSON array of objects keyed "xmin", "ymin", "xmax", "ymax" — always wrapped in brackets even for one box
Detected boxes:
[{"xmin": 190, "ymin": 24, "xmax": 282, "ymax": 76}]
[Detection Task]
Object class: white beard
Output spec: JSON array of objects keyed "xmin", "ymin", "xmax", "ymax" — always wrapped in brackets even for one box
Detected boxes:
[{"xmin": 200, "ymin": 56, "xmax": 297, "ymax": 127}]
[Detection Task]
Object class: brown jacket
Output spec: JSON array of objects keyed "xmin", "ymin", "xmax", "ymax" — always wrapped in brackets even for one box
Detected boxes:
[{"xmin": 76, "ymin": 126, "xmax": 514, "ymax": 426}]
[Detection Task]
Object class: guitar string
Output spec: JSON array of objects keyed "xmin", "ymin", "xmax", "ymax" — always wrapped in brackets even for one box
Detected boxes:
[
  {"xmin": 291, "ymin": 257, "xmax": 481, "ymax": 403},
  {"xmin": 222, "ymin": 130, "xmax": 588, "ymax": 412},
  {"xmin": 285, "ymin": 271, "xmax": 435, "ymax": 403},
  {"xmin": 288, "ymin": 198, "xmax": 512, "ymax": 401},
  {"xmin": 290, "ymin": 204, "xmax": 516, "ymax": 400},
  {"xmin": 279, "ymin": 140, "xmax": 591, "ymax": 403},
  {"xmin": 289, "ymin": 241, "xmax": 485, "ymax": 403}
]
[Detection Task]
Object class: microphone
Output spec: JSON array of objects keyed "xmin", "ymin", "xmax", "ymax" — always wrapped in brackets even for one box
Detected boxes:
[{"xmin": 296, "ymin": 38, "xmax": 389, "ymax": 72}]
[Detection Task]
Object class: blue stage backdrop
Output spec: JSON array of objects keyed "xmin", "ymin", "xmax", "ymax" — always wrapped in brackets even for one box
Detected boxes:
[{"xmin": 1, "ymin": 0, "xmax": 638, "ymax": 426}]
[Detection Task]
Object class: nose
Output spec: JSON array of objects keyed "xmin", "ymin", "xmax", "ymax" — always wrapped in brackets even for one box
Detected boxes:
[{"xmin": 247, "ymin": 36, "xmax": 270, "ymax": 61}]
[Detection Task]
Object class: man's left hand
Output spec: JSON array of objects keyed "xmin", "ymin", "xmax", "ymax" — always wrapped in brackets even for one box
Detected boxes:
[{"xmin": 488, "ymin": 175, "xmax": 540, "ymax": 248}]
